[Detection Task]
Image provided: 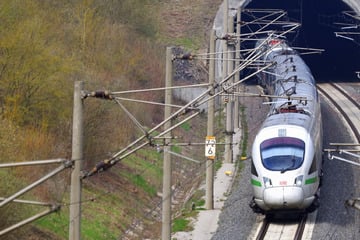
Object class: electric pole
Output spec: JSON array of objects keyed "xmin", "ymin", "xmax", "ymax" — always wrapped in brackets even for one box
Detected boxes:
[
  {"xmin": 234, "ymin": 8, "xmax": 241, "ymax": 130},
  {"xmin": 227, "ymin": 14, "xmax": 235, "ymax": 161},
  {"xmin": 206, "ymin": 29, "xmax": 216, "ymax": 210},
  {"xmin": 69, "ymin": 81, "xmax": 84, "ymax": 240},
  {"xmin": 223, "ymin": 0, "xmax": 233, "ymax": 163},
  {"xmin": 162, "ymin": 47, "xmax": 173, "ymax": 240}
]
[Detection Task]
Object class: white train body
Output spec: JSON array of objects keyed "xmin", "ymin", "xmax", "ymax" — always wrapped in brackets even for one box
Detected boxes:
[{"xmin": 250, "ymin": 38, "xmax": 323, "ymax": 214}]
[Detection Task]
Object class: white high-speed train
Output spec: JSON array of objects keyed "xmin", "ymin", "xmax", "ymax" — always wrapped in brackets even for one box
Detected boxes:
[{"xmin": 249, "ymin": 37, "xmax": 323, "ymax": 214}]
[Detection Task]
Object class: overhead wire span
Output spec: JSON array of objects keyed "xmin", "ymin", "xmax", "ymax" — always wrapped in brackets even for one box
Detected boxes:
[
  {"xmin": 231, "ymin": 91, "xmax": 310, "ymax": 103},
  {"xmin": 62, "ymin": 190, "xmax": 112, "ymax": 207},
  {"xmin": 81, "ymin": 32, "xmax": 289, "ymax": 180},
  {"xmin": 114, "ymin": 98, "xmax": 147, "ymax": 135},
  {"xmin": 99, "ymin": 94, "xmax": 205, "ymax": 163},
  {"xmin": 0, "ymin": 158, "xmax": 70, "ymax": 168},
  {"xmin": 243, "ymin": 8, "xmax": 285, "ymax": 14},
  {"xmin": 111, "ymin": 83, "xmax": 210, "ymax": 95},
  {"xmin": 241, "ymin": 9, "xmax": 287, "ymax": 30},
  {"xmin": 172, "ymin": 46, "xmax": 267, "ymax": 62},
  {"xmin": 164, "ymin": 31, "xmax": 286, "ymax": 63},
  {"xmin": 81, "ymin": 111, "xmax": 201, "ymax": 179},
  {"xmin": 113, "ymin": 96, "xmax": 198, "ymax": 110},
  {"xmin": 0, "ymin": 198, "xmax": 55, "ymax": 207}
]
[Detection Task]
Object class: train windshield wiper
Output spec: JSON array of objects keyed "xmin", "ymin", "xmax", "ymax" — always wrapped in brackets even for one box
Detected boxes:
[
  {"xmin": 280, "ymin": 167, "xmax": 291, "ymax": 173},
  {"xmin": 280, "ymin": 157, "xmax": 296, "ymax": 173}
]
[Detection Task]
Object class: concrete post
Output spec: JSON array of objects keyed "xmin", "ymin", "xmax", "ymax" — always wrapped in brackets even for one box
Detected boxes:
[
  {"xmin": 206, "ymin": 29, "xmax": 216, "ymax": 210},
  {"xmin": 223, "ymin": 0, "xmax": 233, "ymax": 163},
  {"xmin": 69, "ymin": 81, "xmax": 84, "ymax": 240},
  {"xmin": 234, "ymin": 8, "xmax": 241, "ymax": 130},
  {"xmin": 162, "ymin": 47, "xmax": 173, "ymax": 240}
]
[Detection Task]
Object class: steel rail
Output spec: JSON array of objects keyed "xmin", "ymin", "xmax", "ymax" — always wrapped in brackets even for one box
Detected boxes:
[
  {"xmin": 256, "ymin": 218, "xmax": 270, "ymax": 240},
  {"xmin": 294, "ymin": 214, "xmax": 307, "ymax": 240}
]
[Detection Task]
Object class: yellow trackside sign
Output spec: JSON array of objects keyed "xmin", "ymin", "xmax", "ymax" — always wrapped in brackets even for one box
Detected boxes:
[{"xmin": 205, "ymin": 136, "xmax": 216, "ymax": 160}]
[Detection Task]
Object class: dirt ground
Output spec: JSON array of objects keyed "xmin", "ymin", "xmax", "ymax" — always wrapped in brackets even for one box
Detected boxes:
[{"xmin": 159, "ymin": 0, "xmax": 223, "ymax": 41}]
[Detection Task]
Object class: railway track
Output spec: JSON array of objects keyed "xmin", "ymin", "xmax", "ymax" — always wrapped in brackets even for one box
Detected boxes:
[
  {"xmin": 317, "ymin": 82, "xmax": 360, "ymax": 142},
  {"xmin": 255, "ymin": 214, "xmax": 307, "ymax": 240},
  {"xmin": 250, "ymin": 211, "xmax": 318, "ymax": 240}
]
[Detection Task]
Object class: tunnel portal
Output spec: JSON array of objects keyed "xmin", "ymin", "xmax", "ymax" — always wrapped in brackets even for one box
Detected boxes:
[{"xmin": 245, "ymin": 0, "xmax": 359, "ymax": 81}]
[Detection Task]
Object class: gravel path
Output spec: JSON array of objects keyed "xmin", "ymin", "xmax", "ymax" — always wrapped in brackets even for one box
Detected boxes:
[{"xmin": 212, "ymin": 84, "xmax": 269, "ymax": 240}]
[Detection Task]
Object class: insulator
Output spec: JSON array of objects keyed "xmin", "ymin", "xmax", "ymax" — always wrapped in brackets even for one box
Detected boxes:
[{"xmin": 91, "ymin": 91, "xmax": 113, "ymax": 99}]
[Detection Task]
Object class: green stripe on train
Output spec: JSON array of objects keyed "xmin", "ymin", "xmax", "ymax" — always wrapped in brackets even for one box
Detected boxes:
[
  {"xmin": 305, "ymin": 177, "xmax": 317, "ymax": 185},
  {"xmin": 251, "ymin": 179, "xmax": 262, "ymax": 187}
]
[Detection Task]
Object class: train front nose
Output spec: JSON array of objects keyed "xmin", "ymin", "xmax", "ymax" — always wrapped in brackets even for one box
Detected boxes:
[{"xmin": 263, "ymin": 187, "xmax": 304, "ymax": 209}]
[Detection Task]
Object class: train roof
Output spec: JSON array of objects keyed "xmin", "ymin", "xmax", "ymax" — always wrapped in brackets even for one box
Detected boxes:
[{"xmin": 261, "ymin": 112, "xmax": 312, "ymax": 129}]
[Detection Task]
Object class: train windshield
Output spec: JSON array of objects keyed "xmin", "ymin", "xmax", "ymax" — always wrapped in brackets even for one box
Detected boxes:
[{"xmin": 260, "ymin": 137, "xmax": 305, "ymax": 172}]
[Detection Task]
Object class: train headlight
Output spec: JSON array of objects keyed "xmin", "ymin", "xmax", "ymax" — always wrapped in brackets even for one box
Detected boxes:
[
  {"xmin": 263, "ymin": 177, "xmax": 272, "ymax": 187},
  {"xmin": 295, "ymin": 175, "xmax": 303, "ymax": 186}
]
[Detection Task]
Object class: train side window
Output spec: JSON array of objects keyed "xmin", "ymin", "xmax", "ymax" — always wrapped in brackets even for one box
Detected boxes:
[
  {"xmin": 308, "ymin": 156, "xmax": 317, "ymax": 174},
  {"xmin": 251, "ymin": 158, "xmax": 258, "ymax": 177}
]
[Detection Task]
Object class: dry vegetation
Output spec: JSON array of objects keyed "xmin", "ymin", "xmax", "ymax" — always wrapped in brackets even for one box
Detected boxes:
[{"xmin": 0, "ymin": 0, "xmax": 222, "ymax": 239}]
